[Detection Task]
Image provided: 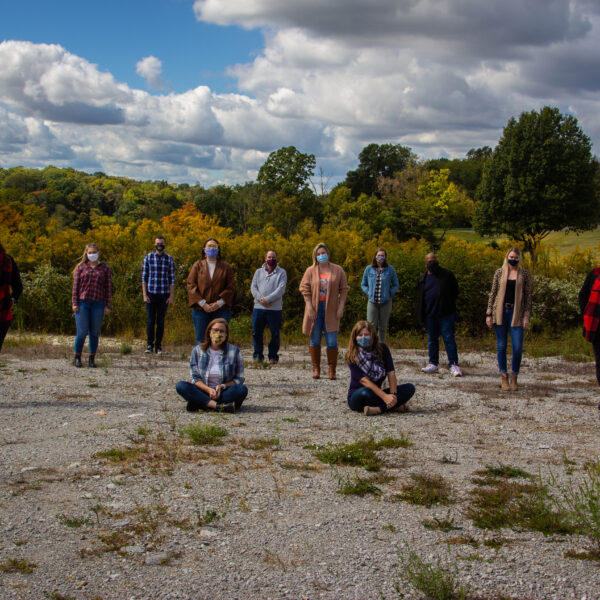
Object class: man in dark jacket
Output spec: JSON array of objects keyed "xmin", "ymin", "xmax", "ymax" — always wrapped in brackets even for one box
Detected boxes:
[
  {"xmin": 579, "ymin": 266, "xmax": 600, "ymax": 390},
  {"xmin": 417, "ymin": 252, "xmax": 462, "ymax": 376}
]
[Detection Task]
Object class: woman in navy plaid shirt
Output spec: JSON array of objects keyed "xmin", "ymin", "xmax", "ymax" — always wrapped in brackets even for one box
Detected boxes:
[
  {"xmin": 71, "ymin": 243, "xmax": 112, "ymax": 368},
  {"xmin": 176, "ymin": 318, "xmax": 248, "ymax": 411}
]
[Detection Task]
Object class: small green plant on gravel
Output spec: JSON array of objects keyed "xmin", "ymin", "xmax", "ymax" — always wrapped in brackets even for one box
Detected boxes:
[
  {"xmin": 119, "ymin": 340, "xmax": 132, "ymax": 355},
  {"xmin": 396, "ymin": 473, "xmax": 453, "ymax": 507},
  {"xmin": 564, "ymin": 548, "xmax": 600, "ymax": 562},
  {"xmin": 314, "ymin": 435, "xmax": 411, "ymax": 472},
  {"xmin": 399, "ymin": 550, "xmax": 468, "ymax": 600},
  {"xmin": 338, "ymin": 475, "xmax": 382, "ymax": 497},
  {"xmin": 136, "ymin": 426, "xmax": 151, "ymax": 438},
  {"xmin": 549, "ymin": 460, "xmax": 600, "ymax": 548},
  {"xmin": 179, "ymin": 421, "xmax": 228, "ymax": 445},
  {"xmin": 87, "ymin": 381, "xmax": 99, "ymax": 388},
  {"xmin": 241, "ymin": 436, "xmax": 280, "ymax": 450},
  {"xmin": 382, "ymin": 524, "xmax": 396, "ymax": 532},
  {"xmin": 95, "ymin": 446, "xmax": 142, "ymax": 462},
  {"xmin": 13, "ymin": 539, "xmax": 28, "ymax": 546},
  {"xmin": 44, "ymin": 591, "xmax": 76, "ymax": 600},
  {"xmin": 57, "ymin": 514, "xmax": 93, "ymax": 528},
  {"xmin": 282, "ymin": 417, "xmax": 299, "ymax": 423},
  {"xmin": 0, "ymin": 557, "xmax": 37, "ymax": 573},
  {"xmin": 445, "ymin": 534, "xmax": 479, "ymax": 548},
  {"xmin": 483, "ymin": 536, "xmax": 513, "ymax": 549}
]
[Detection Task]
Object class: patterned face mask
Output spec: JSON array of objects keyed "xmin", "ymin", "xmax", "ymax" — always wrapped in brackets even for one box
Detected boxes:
[{"xmin": 209, "ymin": 330, "xmax": 226, "ymax": 345}]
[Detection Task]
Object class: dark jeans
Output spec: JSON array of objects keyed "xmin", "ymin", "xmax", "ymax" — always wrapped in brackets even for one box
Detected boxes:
[
  {"xmin": 494, "ymin": 308, "xmax": 524, "ymax": 374},
  {"xmin": 252, "ymin": 308, "xmax": 282, "ymax": 361},
  {"xmin": 191, "ymin": 307, "xmax": 232, "ymax": 344},
  {"xmin": 348, "ymin": 384, "xmax": 415, "ymax": 413},
  {"xmin": 0, "ymin": 320, "xmax": 11, "ymax": 352},
  {"xmin": 175, "ymin": 381, "xmax": 248, "ymax": 411},
  {"xmin": 145, "ymin": 293, "xmax": 169, "ymax": 349},
  {"xmin": 74, "ymin": 300, "xmax": 105, "ymax": 355},
  {"xmin": 425, "ymin": 313, "xmax": 458, "ymax": 367}
]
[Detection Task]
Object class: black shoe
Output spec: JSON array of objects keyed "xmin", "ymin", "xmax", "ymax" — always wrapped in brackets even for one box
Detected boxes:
[
  {"xmin": 145, "ymin": 345, "xmax": 153, "ymax": 354},
  {"xmin": 88, "ymin": 355, "xmax": 97, "ymax": 368},
  {"xmin": 73, "ymin": 356, "xmax": 82, "ymax": 368},
  {"xmin": 155, "ymin": 347, "xmax": 163, "ymax": 355}
]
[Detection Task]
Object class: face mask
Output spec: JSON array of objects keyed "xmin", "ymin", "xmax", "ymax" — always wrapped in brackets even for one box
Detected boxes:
[
  {"xmin": 205, "ymin": 247, "xmax": 219, "ymax": 259},
  {"xmin": 507, "ymin": 258, "xmax": 519, "ymax": 266},
  {"xmin": 266, "ymin": 258, "xmax": 277, "ymax": 268},
  {"xmin": 376, "ymin": 256, "xmax": 385, "ymax": 263},
  {"xmin": 209, "ymin": 330, "xmax": 226, "ymax": 345},
  {"xmin": 356, "ymin": 336, "xmax": 372, "ymax": 348},
  {"xmin": 316, "ymin": 254, "xmax": 328, "ymax": 264},
  {"xmin": 427, "ymin": 260, "xmax": 439, "ymax": 272},
  {"xmin": 87, "ymin": 253, "xmax": 99, "ymax": 262},
  {"xmin": 155, "ymin": 244, "xmax": 165, "ymax": 252}
]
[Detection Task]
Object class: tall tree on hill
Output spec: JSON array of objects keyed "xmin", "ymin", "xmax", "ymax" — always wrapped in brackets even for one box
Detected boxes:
[
  {"xmin": 345, "ymin": 143, "xmax": 416, "ymax": 198},
  {"xmin": 474, "ymin": 106, "xmax": 599, "ymax": 261}
]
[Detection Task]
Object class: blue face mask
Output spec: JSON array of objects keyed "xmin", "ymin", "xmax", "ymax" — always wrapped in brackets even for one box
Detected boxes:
[
  {"xmin": 205, "ymin": 247, "xmax": 219, "ymax": 259},
  {"xmin": 316, "ymin": 254, "xmax": 328, "ymax": 264},
  {"xmin": 356, "ymin": 336, "xmax": 372, "ymax": 348}
]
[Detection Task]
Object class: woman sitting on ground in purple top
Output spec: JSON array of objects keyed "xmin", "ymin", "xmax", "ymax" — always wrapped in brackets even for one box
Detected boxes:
[{"xmin": 345, "ymin": 320, "xmax": 415, "ymax": 416}]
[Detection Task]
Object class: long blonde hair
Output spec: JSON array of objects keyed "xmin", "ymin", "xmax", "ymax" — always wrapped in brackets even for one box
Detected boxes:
[
  {"xmin": 502, "ymin": 246, "xmax": 523, "ymax": 268},
  {"xmin": 345, "ymin": 320, "xmax": 383, "ymax": 365},
  {"xmin": 74, "ymin": 243, "xmax": 100, "ymax": 273},
  {"xmin": 311, "ymin": 242, "xmax": 330, "ymax": 266}
]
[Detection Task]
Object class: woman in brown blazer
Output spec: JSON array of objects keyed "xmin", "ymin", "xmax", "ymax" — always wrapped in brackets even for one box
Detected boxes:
[
  {"xmin": 299, "ymin": 242, "xmax": 349, "ymax": 380},
  {"xmin": 187, "ymin": 238, "xmax": 235, "ymax": 343},
  {"xmin": 486, "ymin": 247, "xmax": 532, "ymax": 391}
]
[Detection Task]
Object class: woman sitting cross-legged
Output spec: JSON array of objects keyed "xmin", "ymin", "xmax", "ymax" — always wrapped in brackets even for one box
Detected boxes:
[
  {"xmin": 176, "ymin": 318, "xmax": 248, "ymax": 412},
  {"xmin": 346, "ymin": 320, "xmax": 415, "ymax": 416}
]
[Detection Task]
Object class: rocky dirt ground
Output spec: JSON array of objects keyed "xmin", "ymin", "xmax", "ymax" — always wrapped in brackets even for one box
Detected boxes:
[{"xmin": 1, "ymin": 334, "xmax": 600, "ymax": 600}]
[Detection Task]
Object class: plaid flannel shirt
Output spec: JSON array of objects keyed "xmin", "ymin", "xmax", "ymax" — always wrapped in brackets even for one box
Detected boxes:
[
  {"xmin": 72, "ymin": 262, "xmax": 113, "ymax": 308},
  {"xmin": 142, "ymin": 252, "xmax": 175, "ymax": 295},
  {"xmin": 188, "ymin": 343, "xmax": 245, "ymax": 385}
]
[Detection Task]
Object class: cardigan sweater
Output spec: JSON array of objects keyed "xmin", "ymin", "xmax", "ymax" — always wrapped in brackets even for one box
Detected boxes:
[
  {"xmin": 186, "ymin": 259, "xmax": 235, "ymax": 309},
  {"xmin": 299, "ymin": 263, "xmax": 349, "ymax": 335},
  {"xmin": 486, "ymin": 266, "xmax": 532, "ymax": 327}
]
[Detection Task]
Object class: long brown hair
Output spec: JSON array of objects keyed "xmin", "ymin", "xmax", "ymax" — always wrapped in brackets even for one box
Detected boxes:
[
  {"xmin": 345, "ymin": 320, "xmax": 383, "ymax": 365},
  {"xmin": 73, "ymin": 243, "xmax": 100, "ymax": 274},
  {"xmin": 371, "ymin": 247, "xmax": 388, "ymax": 268},
  {"xmin": 200, "ymin": 318, "xmax": 229, "ymax": 352}
]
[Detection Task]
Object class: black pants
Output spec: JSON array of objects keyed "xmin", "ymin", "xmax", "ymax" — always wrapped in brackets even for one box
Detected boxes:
[
  {"xmin": 145, "ymin": 293, "xmax": 169, "ymax": 348},
  {"xmin": 0, "ymin": 320, "xmax": 11, "ymax": 352},
  {"xmin": 593, "ymin": 336, "xmax": 600, "ymax": 387}
]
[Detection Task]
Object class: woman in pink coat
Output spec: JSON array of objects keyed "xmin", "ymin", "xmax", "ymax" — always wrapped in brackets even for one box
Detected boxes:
[{"xmin": 299, "ymin": 243, "xmax": 349, "ymax": 380}]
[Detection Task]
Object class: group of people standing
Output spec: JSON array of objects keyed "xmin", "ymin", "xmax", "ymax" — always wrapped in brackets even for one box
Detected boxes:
[{"xmin": 1, "ymin": 236, "xmax": 599, "ymax": 416}]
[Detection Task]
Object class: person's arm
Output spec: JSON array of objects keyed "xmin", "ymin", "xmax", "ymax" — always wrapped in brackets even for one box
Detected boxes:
[
  {"xmin": 167, "ymin": 257, "xmax": 175, "ymax": 304},
  {"xmin": 390, "ymin": 266, "xmax": 399, "ymax": 297},
  {"xmin": 251, "ymin": 269, "xmax": 261, "ymax": 302},
  {"xmin": 10, "ymin": 257, "xmax": 23, "ymax": 303},
  {"xmin": 358, "ymin": 375, "xmax": 397, "ymax": 408},
  {"xmin": 579, "ymin": 270, "xmax": 595, "ymax": 313},
  {"xmin": 141, "ymin": 255, "xmax": 150, "ymax": 302},
  {"xmin": 263, "ymin": 269, "xmax": 287, "ymax": 304},
  {"xmin": 522, "ymin": 270, "xmax": 532, "ymax": 328},
  {"xmin": 299, "ymin": 267, "xmax": 316, "ymax": 317},
  {"xmin": 485, "ymin": 270, "xmax": 500, "ymax": 328},
  {"xmin": 216, "ymin": 263, "xmax": 235, "ymax": 307},
  {"xmin": 104, "ymin": 266, "xmax": 112, "ymax": 313},
  {"xmin": 360, "ymin": 267, "xmax": 370, "ymax": 296},
  {"xmin": 72, "ymin": 265, "xmax": 80, "ymax": 311},
  {"xmin": 336, "ymin": 267, "xmax": 349, "ymax": 319},
  {"xmin": 186, "ymin": 262, "xmax": 205, "ymax": 307}
]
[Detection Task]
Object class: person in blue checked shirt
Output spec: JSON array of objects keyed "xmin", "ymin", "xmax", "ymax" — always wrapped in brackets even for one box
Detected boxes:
[
  {"xmin": 175, "ymin": 318, "xmax": 248, "ymax": 412},
  {"xmin": 142, "ymin": 236, "xmax": 175, "ymax": 354}
]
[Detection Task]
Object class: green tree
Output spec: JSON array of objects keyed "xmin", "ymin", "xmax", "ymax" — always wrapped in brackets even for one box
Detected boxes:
[
  {"xmin": 474, "ymin": 106, "xmax": 599, "ymax": 260},
  {"xmin": 257, "ymin": 146, "xmax": 316, "ymax": 198},
  {"xmin": 344, "ymin": 143, "xmax": 416, "ymax": 198}
]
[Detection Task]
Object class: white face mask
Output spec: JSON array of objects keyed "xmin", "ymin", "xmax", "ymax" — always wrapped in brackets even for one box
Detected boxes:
[{"xmin": 87, "ymin": 253, "xmax": 99, "ymax": 262}]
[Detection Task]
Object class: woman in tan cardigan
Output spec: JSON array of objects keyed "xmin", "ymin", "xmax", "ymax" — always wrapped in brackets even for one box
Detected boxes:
[
  {"xmin": 187, "ymin": 238, "xmax": 235, "ymax": 344},
  {"xmin": 486, "ymin": 247, "xmax": 532, "ymax": 391},
  {"xmin": 299, "ymin": 243, "xmax": 349, "ymax": 380}
]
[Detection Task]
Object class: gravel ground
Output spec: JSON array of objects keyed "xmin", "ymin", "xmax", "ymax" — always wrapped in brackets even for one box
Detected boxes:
[{"xmin": 1, "ymin": 335, "xmax": 600, "ymax": 600}]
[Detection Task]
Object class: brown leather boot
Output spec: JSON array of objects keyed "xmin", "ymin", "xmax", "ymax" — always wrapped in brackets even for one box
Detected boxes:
[
  {"xmin": 510, "ymin": 373, "xmax": 518, "ymax": 391},
  {"xmin": 501, "ymin": 373, "xmax": 509, "ymax": 391},
  {"xmin": 327, "ymin": 348, "xmax": 338, "ymax": 380},
  {"xmin": 309, "ymin": 346, "xmax": 321, "ymax": 379}
]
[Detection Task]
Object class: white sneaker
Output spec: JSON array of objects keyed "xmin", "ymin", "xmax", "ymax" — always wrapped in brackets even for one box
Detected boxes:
[
  {"xmin": 422, "ymin": 363, "xmax": 439, "ymax": 374},
  {"xmin": 450, "ymin": 364, "xmax": 463, "ymax": 377}
]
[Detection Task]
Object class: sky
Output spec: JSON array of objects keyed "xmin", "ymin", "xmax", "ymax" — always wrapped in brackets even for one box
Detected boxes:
[{"xmin": 1, "ymin": 0, "xmax": 600, "ymax": 188}]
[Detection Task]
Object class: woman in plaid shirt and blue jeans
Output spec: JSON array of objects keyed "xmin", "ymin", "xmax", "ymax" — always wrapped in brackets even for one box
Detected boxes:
[
  {"xmin": 176, "ymin": 318, "xmax": 248, "ymax": 411},
  {"xmin": 72, "ymin": 243, "xmax": 112, "ymax": 368}
]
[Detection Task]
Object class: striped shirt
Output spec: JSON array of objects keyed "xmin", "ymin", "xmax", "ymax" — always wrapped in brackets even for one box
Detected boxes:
[
  {"xmin": 72, "ymin": 262, "xmax": 112, "ymax": 308},
  {"xmin": 142, "ymin": 252, "xmax": 175, "ymax": 295}
]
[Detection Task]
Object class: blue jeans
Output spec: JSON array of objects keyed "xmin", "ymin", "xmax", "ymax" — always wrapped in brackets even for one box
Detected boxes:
[
  {"xmin": 425, "ymin": 313, "xmax": 458, "ymax": 367},
  {"xmin": 175, "ymin": 381, "xmax": 248, "ymax": 411},
  {"xmin": 310, "ymin": 301, "xmax": 338, "ymax": 349},
  {"xmin": 494, "ymin": 308, "xmax": 524, "ymax": 374},
  {"xmin": 74, "ymin": 300, "xmax": 105, "ymax": 355},
  {"xmin": 191, "ymin": 307, "xmax": 232, "ymax": 344},
  {"xmin": 348, "ymin": 384, "xmax": 415, "ymax": 413},
  {"xmin": 252, "ymin": 309, "xmax": 282, "ymax": 362}
]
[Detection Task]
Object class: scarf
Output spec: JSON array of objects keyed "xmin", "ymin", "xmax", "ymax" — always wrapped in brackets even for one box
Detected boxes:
[
  {"xmin": 357, "ymin": 348, "xmax": 386, "ymax": 381},
  {"xmin": 583, "ymin": 268, "xmax": 600, "ymax": 342}
]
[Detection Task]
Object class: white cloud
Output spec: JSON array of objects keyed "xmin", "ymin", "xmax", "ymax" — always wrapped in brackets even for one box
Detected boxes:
[{"xmin": 136, "ymin": 55, "xmax": 164, "ymax": 90}]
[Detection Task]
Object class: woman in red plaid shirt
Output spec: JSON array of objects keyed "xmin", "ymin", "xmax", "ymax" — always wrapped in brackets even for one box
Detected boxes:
[{"xmin": 72, "ymin": 243, "xmax": 112, "ymax": 368}]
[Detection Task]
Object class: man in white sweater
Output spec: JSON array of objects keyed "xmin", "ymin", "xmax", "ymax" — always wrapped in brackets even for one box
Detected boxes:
[{"xmin": 250, "ymin": 250, "xmax": 288, "ymax": 364}]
